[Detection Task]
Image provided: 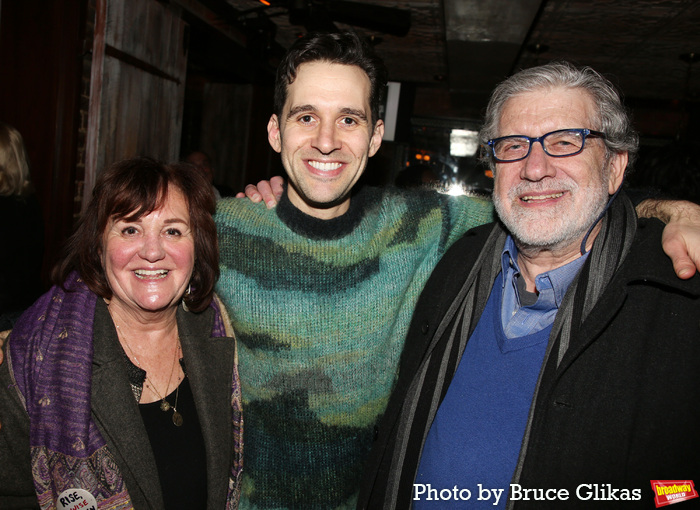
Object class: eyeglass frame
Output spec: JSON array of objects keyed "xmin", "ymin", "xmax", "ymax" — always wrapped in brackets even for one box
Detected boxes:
[{"xmin": 486, "ymin": 128, "xmax": 607, "ymax": 163}]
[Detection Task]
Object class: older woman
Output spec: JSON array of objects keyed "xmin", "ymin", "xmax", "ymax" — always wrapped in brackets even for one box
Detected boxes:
[{"xmin": 0, "ymin": 157, "xmax": 242, "ymax": 509}]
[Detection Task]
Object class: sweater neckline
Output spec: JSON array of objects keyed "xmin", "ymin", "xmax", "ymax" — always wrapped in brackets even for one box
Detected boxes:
[{"xmin": 276, "ymin": 186, "xmax": 369, "ymax": 240}]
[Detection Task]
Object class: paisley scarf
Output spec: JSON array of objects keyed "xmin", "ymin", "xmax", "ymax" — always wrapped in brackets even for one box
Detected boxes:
[{"xmin": 7, "ymin": 271, "xmax": 242, "ymax": 509}]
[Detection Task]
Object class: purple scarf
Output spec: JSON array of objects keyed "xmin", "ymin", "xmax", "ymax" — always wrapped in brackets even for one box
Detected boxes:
[{"xmin": 7, "ymin": 272, "xmax": 242, "ymax": 509}]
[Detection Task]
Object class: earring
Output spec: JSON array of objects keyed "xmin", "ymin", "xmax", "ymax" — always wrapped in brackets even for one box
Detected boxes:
[{"xmin": 182, "ymin": 283, "xmax": 192, "ymax": 312}]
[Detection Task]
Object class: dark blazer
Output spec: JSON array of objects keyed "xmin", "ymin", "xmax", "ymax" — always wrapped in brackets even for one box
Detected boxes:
[
  {"xmin": 0, "ymin": 300, "xmax": 237, "ymax": 510},
  {"xmin": 359, "ymin": 219, "xmax": 700, "ymax": 509}
]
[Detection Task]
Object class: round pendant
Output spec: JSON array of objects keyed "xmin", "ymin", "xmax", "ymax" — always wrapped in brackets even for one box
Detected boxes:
[
  {"xmin": 160, "ymin": 400, "xmax": 171, "ymax": 412},
  {"xmin": 172, "ymin": 411, "xmax": 183, "ymax": 427}
]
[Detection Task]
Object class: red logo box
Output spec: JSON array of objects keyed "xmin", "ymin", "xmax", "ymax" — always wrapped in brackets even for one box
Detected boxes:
[{"xmin": 651, "ymin": 480, "xmax": 698, "ymax": 508}]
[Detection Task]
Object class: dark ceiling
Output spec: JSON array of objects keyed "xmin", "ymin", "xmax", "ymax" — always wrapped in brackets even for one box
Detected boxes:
[
  {"xmin": 181, "ymin": 0, "xmax": 700, "ymax": 124},
  {"xmin": 176, "ymin": 0, "xmax": 700, "ymax": 197}
]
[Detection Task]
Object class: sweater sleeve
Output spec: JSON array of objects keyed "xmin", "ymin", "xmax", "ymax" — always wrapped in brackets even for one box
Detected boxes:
[{"xmin": 443, "ymin": 193, "xmax": 495, "ymax": 250}]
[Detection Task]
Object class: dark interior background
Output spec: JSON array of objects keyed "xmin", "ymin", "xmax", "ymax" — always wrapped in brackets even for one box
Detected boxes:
[{"xmin": 1, "ymin": 0, "xmax": 699, "ymax": 290}]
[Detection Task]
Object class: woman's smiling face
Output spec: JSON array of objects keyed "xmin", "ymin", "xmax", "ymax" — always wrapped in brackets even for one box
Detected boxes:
[{"xmin": 102, "ymin": 186, "xmax": 195, "ymax": 316}]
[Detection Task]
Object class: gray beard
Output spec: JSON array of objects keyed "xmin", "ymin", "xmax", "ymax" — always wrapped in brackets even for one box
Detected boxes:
[{"xmin": 493, "ymin": 178, "xmax": 610, "ymax": 254}]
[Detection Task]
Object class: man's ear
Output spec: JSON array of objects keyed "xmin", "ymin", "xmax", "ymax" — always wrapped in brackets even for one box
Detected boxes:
[
  {"xmin": 267, "ymin": 114, "xmax": 282, "ymax": 153},
  {"xmin": 368, "ymin": 120, "xmax": 384, "ymax": 157},
  {"xmin": 608, "ymin": 151, "xmax": 628, "ymax": 194}
]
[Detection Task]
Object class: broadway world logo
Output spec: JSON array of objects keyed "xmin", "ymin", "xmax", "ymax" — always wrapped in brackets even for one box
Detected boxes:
[{"xmin": 650, "ymin": 480, "xmax": 698, "ymax": 508}]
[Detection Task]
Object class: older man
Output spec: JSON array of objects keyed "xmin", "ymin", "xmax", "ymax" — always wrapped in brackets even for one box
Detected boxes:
[{"xmin": 359, "ymin": 62, "xmax": 700, "ymax": 509}]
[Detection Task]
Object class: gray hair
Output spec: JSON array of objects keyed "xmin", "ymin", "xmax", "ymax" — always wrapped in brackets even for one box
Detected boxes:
[
  {"xmin": 0, "ymin": 121, "xmax": 33, "ymax": 197},
  {"xmin": 480, "ymin": 61, "xmax": 639, "ymax": 171}
]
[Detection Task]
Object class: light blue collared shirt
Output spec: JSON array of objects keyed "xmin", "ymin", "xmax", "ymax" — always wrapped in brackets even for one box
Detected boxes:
[{"xmin": 500, "ymin": 236, "xmax": 589, "ymax": 339}]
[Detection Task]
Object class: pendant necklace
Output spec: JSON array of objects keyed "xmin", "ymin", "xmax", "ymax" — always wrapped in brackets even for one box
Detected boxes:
[{"xmin": 116, "ymin": 323, "xmax": 184, "ymax": 427}]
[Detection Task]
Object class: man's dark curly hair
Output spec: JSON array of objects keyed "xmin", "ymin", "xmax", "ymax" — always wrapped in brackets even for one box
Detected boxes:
[{"xmin": 273, "ymin": 31, "xmax": 388, "ymax": 126}]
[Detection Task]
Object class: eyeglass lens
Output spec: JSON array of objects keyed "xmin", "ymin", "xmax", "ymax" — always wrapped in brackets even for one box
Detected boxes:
[{"xmin": 493, "ymin": 130, "xmax": 586, "ymax": 161}]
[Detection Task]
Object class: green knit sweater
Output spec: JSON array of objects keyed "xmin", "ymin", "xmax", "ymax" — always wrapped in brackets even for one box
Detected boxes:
[{"xmin": 215, "ymin": 186, "xmax": 493, "ymax": 510}]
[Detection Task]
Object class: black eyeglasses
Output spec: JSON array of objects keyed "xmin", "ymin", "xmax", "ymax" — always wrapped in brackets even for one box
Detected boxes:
[{"xmin": 486, "ymin": 128, "xmax": 606, "ymax": 163}]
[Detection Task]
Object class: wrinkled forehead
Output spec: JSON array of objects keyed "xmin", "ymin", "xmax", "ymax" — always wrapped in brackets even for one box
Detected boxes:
[{"xmin": 498, "ymin": 86, "xmax": 598, "ymax": 136}]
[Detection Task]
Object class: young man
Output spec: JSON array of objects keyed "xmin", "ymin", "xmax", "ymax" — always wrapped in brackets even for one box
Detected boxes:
[
  {"xmin": 360, "ymin": 62, "xmax": 700, "ymax": 509},
  {"xmin": 213, "ymin": 31, "xmax": 493, "ymax": 509}
]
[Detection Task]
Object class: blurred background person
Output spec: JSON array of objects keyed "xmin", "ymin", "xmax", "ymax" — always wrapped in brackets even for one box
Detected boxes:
[
  {"xmin": 0, "ymin": 157, "xmax": 242, "ymax": 509},
  {"xmin": 186, "ymin": 150, "xmax": 234, "ymax": 200},
  {"xmin": 0, "ymin": 121, "xmax": 44, "ymax": 330}
]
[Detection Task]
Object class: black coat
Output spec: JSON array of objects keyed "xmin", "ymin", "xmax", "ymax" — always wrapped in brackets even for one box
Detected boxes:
[{"xmin": 360, "ymin": 218, "xmax": 700, "ymax": 509}]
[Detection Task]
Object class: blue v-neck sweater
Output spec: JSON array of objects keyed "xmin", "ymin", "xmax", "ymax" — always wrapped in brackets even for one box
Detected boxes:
[{"xmin": 415, "ymin": 273, "xmax": 552, "ymax": 509}]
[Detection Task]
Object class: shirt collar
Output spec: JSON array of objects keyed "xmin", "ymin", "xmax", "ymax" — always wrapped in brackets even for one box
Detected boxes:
[{"xmin": 501, "ymin": 235, "xmax": 589, "ymax": 309}]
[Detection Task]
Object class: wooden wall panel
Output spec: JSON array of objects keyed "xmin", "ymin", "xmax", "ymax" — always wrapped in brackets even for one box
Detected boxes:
[
  {"xmin": 84, "ymin": 0, "xmax": 188, "ymax": 209},
  {"xmin": 199, "ymin": 83, "xmax": 252, "ymax": 193},
  {"xmin": 105, "ymin": 0, "xmax": 186, "ymax": 78},
  {"xmin": 96, "ymin": 55, "xmax": 185, "ymax": 161}
]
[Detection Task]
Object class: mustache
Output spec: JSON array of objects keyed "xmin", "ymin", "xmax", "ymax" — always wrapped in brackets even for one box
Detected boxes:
[{"xmin": 506, "ymin": 178, "xmax": 578, "ymax": 199}]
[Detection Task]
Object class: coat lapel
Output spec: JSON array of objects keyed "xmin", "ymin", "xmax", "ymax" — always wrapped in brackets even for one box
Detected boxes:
[
  {"xmin": 178, "ymin": 306, "xmax": 236, "ymax": 510},
  {"xmin": 91, "ymin": 300, "xmax": 164, "ymax": 509},
  {"xmin": 551, "ymin": 221, "xmax": 700, "ymax": 379}
]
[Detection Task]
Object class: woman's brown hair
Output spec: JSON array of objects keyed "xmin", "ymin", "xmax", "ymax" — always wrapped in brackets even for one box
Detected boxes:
[{"xmin": 52, "ymin": 157, "xmax": 218, "ymax": 312}]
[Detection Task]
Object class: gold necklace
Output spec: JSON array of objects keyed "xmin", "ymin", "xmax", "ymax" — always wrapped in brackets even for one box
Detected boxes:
[{"xmin": 115, "ymin": 323, "xmax": 184, "ymax": 427}]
